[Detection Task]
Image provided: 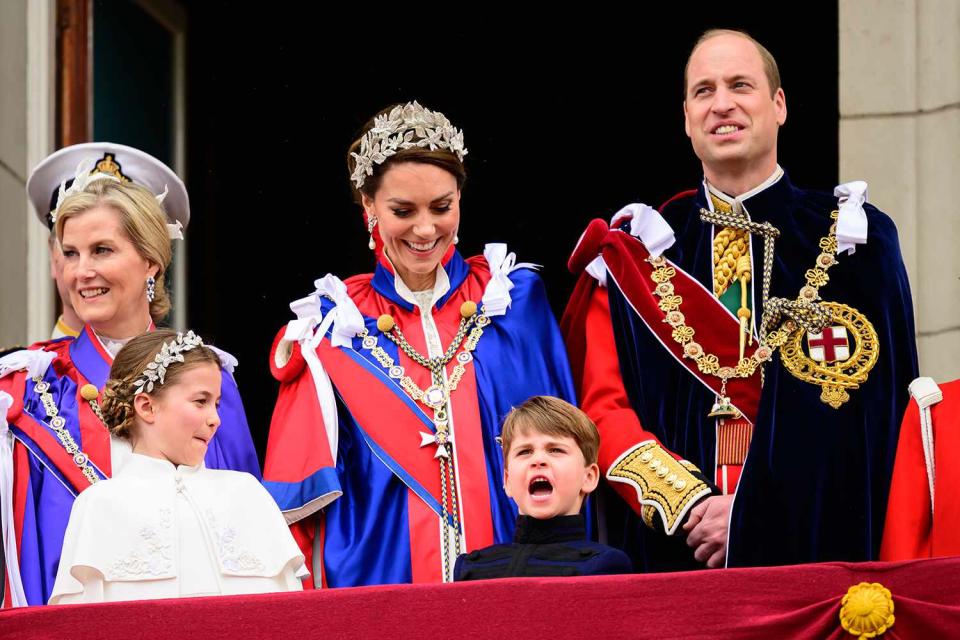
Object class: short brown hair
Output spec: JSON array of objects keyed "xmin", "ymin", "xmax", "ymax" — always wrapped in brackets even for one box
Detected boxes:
[
  {"xmin": 684, "ymin": 29, "xmax": 781, "ymax": 98},
  {"xmin": 500, "ymin": 396, "xmax": 599, "ymax": 465},
  {"xmin": 55, "ymin": 179, "xmax": 174, "ymax": 323},
  {"xmin": 346, "ymin": 103, "xmax": 467, "ymax": 205},
  {"xmin": 99, "ymin": 329, "xmax": 221, "ymax": 439}
]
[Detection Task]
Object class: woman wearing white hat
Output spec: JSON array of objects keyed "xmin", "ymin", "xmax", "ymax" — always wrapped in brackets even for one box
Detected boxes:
[{"xmin": 0, "ymin": 143, "xmax": 260, "ymax": 607}]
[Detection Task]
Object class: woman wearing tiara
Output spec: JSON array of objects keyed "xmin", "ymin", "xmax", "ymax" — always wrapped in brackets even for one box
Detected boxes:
[
  {"xmin": 264, "ymin": 102, "xmax": 576, "ymax": 586},
  {"xmin": 0, "ymin": 143, "xmax": 259, "ymax": 607},
  {"xmin": 49, "ymin": 330, "xmax": 305, "ymax": 604}
]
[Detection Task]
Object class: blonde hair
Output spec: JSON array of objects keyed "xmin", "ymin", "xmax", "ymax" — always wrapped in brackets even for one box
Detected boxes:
[
  {"xmin": 500, "ymin": 396, "xmax": 599, "ymax": 465},
  {"xmin": 99, "ymin": 329, "xmax": 221, "ymax": 439},
  {"xmin": 54, "ymin": 179, "xmax": 173, "ymax": 322},
  {"xmin": 685, "ymin": 29, "xmax": 782, "ymax": 98}
]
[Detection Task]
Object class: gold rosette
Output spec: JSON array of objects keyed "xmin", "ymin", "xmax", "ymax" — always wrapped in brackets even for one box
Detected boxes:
[{"xmin": 839, "ymin": 582, "xmax": 895, "ymax": 638}]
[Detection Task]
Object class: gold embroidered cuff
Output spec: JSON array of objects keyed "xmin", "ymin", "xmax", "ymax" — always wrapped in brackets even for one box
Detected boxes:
[{"xmin": 607, "ymin": 441, "xmax": 712, "ymax": 536}]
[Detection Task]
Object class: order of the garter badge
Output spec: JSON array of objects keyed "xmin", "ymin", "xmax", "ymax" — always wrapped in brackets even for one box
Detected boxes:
[{"xmin": 779, "ymin": 301, "xmax": 879, "ymax": 408}]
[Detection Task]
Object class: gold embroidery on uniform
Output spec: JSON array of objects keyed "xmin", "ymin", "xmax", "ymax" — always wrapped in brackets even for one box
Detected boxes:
[
  {"xmin": 92, "ymin": 153, "xmax": 131, "ymax": 183},
  {"xmin": 607, "ymin": 442, "xmax": 711, "ymax": 535}
]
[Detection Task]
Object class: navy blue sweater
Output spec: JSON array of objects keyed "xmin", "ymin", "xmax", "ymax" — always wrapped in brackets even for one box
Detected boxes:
[{"xmin": 454, "ymin": 514, "xmax": 632, "ymax": 581}]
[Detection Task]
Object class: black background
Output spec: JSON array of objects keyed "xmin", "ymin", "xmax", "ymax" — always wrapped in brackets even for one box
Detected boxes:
[{"xmin": 182, "ymin": 6, "xmax": 839, "ymax": 461}]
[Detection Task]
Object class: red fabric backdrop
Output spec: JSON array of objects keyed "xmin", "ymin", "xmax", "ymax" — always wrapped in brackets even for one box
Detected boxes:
[{"xmin": 3, "ymin": 558, "xmax": 959, "ymax": 639}]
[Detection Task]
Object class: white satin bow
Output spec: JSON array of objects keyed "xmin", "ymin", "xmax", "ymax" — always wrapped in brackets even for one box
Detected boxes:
[
  {"xmin": 834, "ymin": 181, "xmax": 869, "ymax": 255},
  {"xmin": 481, "ymin": 243, "xmax": 539, "ymax": 317},
  {"xmin": 284, "ymin": 275, "xmax": 364, "ymax": 349},
  {"xmin": 0, "ymin": 349, "xmax": 56, "ymax": 380},
  {"xmin": 610, "ymin": 203, "xmax": 676, "ymax": 257}
]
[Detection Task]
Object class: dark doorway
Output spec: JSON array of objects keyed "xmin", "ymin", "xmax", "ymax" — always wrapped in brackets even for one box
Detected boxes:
[{"xmin": 183, "ymin": 6, "xmax": 839, "ymax": 461}]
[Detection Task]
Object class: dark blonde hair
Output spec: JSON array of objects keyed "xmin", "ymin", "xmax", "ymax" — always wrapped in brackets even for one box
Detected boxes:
[
  {"xmin": 500, "ymin": 396, "xmax": 599, "ymax": 465},
  {"xmin": 99, "ymin": 329, "xmax": 221, "ymax": 439},
  {"xmin": 685, "ymin": 29, "xmax": 782, "ymax": 98},
  {"xmin": 54, "ymin": 178, "xmax": 173, "ymax": 322},
  {"xmin": 345, "ymin": 103, "xmax": 467, "ymax": 204}
]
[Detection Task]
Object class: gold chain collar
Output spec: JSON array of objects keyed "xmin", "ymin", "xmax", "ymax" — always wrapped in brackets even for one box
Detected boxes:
[
  {"xmin": 354, "ymin": 300, "xmax": 490, "ymax": 583},
  {"xmin": 649, "ymin": 210, "xmax": 842, "ymax": 402}
]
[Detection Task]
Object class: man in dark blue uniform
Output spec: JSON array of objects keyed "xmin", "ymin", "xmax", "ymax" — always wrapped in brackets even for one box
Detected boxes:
[{"xmin": 563, "ymin": 29, "xmax": 918, "ymax": 570}]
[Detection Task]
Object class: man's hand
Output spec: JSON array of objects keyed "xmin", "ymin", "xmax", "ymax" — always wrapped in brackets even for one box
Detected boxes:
[{"xmin": 683, "ymin": 494, "xmax": 734, "ymax": 568}]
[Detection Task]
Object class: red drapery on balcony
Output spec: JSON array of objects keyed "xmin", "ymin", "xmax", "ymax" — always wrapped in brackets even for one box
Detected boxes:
[{"xmin": 3, "ymin": 558, "xmax": 959, "ymax": 639}]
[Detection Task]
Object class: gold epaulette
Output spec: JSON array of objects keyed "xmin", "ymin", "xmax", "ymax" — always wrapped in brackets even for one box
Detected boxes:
[{"xmin": 607, "ymin": 441, "xmax": 712, "ymax": 535}]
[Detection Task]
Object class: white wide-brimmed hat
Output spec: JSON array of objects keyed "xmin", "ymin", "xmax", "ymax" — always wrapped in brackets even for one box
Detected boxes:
[{"xmin": 26, "ymin": 142, "xmax": 190, "ymax": 230}]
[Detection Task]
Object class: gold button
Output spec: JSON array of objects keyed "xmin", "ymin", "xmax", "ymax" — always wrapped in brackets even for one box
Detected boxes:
[
  {"xmin": 80, "ymin": 384, "xmax": 100, "ymax": 401},
  {"xmin": 666, "ymin": 473, "xmax": 677, "ymax": 484},
  {"xmin": 674, "ymin": 480, "xmax": 687, "ymax": 491},
  {"xmin": 656, "ymin": 467, "xmax": 669, "ymax": 478},
  {"xmin": 460, "ymin": 301, "xmax": 478, "ymax": 319},
  {"xmin": 639, "ymin": 451, "xmax": 653, "ymax": 463},
  {"xmin": 377, "ymin": 314, "xmax": 395, "ymax": 333},
  {"xmin": 649, "ymin": 459, "xmax": 661, "ymax": 470}
]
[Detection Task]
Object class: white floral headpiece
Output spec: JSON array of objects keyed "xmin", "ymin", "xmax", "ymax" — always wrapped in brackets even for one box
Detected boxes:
[
  {"xmin": 350, "ymin": 101, "xmax": 468, "ymax": 190},
  {"xmin": 52, "ymin": 158, "xmax": 184, "ymax": 240},
  {"xmin": 133, "ymin": 331, "xmax": 205, "ymax": 395}
]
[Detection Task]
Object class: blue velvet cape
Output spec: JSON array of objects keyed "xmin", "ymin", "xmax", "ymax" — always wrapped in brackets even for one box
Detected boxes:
[
  {"xmin": 6, "ymin": 327, "xmax": 260, "ymax": 605},
  {"xmin": 605, "ymin": 172, "xmax": 917, "ymax": 569}
]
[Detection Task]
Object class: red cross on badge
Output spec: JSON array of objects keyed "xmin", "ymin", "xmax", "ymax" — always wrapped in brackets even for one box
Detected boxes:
[{"xmin": 807, "ymin": 326, "xmax": 851, "ymax": 363}]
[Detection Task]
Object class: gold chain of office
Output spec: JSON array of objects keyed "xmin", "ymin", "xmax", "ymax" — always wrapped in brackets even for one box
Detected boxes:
[
  {"xmin": 649, "ymin": 209, "xmax": 842, "ymax": 386},
  {"xmin": 356, "ymin": 300, "xmax": 489, "ymax": 582}
]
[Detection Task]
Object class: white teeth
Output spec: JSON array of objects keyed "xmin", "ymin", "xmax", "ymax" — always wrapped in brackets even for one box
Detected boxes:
[
  {"xmin": 406, "ymin": 239, "xmax": 438, "ymax": 251},
  {"xmin": 79, "ymin": 288, "xmax": 108, "ymax": 298},
  {"xmin": 715, "ymin": 124, "xmax": 739, "ymax": 135}
]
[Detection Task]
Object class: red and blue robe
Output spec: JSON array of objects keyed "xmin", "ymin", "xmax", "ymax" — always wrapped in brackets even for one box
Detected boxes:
[
  {"xmin": 263, "ymin": 249, "xmax": 575, "ymax": 586},
  {"xmin": 881, "ymin": 378, "xmax": 960, "ymax": 560},
  {"xmin": 563, "ymin": 172, "xmax": 918, "ymax": 570},
  {"xmin": 0, "ymin": 325, "xmax": 260, "ymax": 606}
]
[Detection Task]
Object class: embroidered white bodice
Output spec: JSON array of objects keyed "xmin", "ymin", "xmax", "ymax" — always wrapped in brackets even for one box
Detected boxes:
[{"xmin": 50, "ymin": 453, "xmax": 306, "ymax": 604}]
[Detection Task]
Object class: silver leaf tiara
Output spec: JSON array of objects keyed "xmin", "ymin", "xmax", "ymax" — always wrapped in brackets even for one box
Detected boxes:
[
  {"xmin": 132, "ymin": 331, "xmax": 204, "ymax": 395},
  {"xmin": 350, "ymin": 101, "xmax": 468, "ymax": 190}
]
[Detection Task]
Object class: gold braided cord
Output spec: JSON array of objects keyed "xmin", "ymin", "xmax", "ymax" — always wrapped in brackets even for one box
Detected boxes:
[
  {"xmin": 713, "ymin": 227, "xmax": 750, "ymax": 297},
  {"xmin": 709, "ymin": 195, "xmax": 751, "ymax": 297}
]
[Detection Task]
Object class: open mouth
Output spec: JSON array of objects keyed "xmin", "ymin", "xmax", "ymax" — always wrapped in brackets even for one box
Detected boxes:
[
  {"xmin": 79, "ymin": 287, "xmax": 109, "ymax": 299},
  {"xmin": 712, "ymin": 124, "xmax": 742, "ymax": 136},
  {"xmin": 528, "ymin": 476, "xmax": 554, "ymax": 498},
  {"xmin": 403, "ymin": 238, "xmax": 439, "ymax": 254}
]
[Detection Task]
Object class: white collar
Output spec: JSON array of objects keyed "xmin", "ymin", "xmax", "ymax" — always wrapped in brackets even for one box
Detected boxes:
[
  {"xmin": 385, "ymin": 254, "xmax": 451, "ymax": 310},
  {"xmin": 705, "ymin": 165, "xmax": 784, "ymax": 215},
  {"xmin": 119, "ymin": 450, "xmax": 204, "ymax": 478},
  {"xmin": 93, "ymin": 323, "xmax": 153, "ymax": 359}
]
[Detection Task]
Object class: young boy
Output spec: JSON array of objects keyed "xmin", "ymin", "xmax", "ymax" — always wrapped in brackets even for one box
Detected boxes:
[{"xmin": 454, "ymin": 396, "xmax": 632, "ymax": 580}]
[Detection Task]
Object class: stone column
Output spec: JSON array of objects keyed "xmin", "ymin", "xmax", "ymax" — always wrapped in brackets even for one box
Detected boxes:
[
  {"xmin": 840, "ymin": 0, "xmax": 960, "ymax": 381},
  {"xmin": 0, "ymin": 0, "xmax": 55, "ymax": 348}
]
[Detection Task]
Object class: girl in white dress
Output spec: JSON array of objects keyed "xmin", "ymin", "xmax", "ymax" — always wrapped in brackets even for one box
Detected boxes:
[{"xmin": 50, "ymin": 329, "xmax": 307, "ymax": 604}]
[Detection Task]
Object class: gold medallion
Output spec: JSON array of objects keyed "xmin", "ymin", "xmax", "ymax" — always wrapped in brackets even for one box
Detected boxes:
[
  {"xmin": 779, "ymin": 301, "xmax": 879, "ymax": 408},
  {"xmin": 707, "ymin": 395, "xmax": 742, "ymax": 419}
]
